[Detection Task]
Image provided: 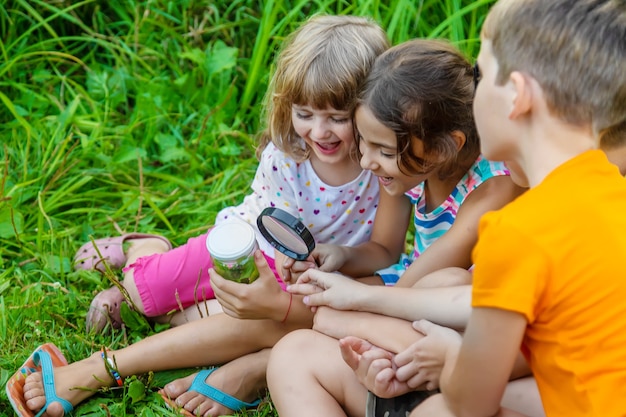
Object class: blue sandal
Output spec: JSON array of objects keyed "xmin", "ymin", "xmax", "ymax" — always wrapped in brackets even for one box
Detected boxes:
[
  {"xmin": 160, "ymin": 367, "xmax": 261, "ymax": 415},
  {"xmin": 33, "ymin": 349, "xmax": 74, "ymax": 417},
  {"xmin": 188, "ymin": 368, "xmax": 261, "ymax": 410},
  {"xmin": 7, "ymin": 344, "xmax": 74, "ymax": 417}
]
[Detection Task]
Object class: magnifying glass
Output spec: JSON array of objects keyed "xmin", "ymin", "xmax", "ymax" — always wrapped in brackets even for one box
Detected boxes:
[{"xmin": 257, "ymin": 207, "xmax": 316, "ymax": 261}]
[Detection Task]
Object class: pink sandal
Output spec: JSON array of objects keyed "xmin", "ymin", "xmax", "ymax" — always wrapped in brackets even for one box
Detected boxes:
[
  {"xmin": 73, "ymin": 233, "xmax": 172, "ymax": 272},
  {"xmin": 86, "ymin": 286, "xmax": 126, "ymax": 333}
]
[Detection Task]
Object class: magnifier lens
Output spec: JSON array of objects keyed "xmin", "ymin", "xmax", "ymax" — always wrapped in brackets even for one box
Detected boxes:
[
  {"xmin": 260, "ymin": 216, "xmax": 309, "ymax": 255},
  {"xmin": 257, "ymin": 207, "xmax": 315, "ymax": 261}
]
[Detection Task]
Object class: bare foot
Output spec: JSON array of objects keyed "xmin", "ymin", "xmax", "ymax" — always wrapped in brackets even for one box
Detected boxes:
[
  {"xmin": 161, "ymin": 349, "xmax": 270, "ymax": 417},
  {"xmin": 22, "ymin": 352, "xmax": 113, "ymax": 416}
]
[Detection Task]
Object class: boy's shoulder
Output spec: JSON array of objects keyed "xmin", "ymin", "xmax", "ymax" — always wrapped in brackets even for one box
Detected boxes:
[{"xmin": 493, "ymin": 151, "xmax": 625, "ymax": 223}]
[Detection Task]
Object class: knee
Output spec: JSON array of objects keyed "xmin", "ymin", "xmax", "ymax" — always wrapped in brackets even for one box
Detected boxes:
[
  {"xmin": 410, "ymin": 393, "xmax": 450, "ymax": 417},
  {"xmin": 268, "ymin": 329, "xmax": 318, "ymax": 381},
  {"xmin": 270, "ymin": 329, "xmax": 316, "ymax": 364}
]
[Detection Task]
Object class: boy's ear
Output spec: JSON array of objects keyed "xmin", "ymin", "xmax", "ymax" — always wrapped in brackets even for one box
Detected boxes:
[
  {"xmin": 508, "ymin": 71, "xmax": 532, "ymax": 120},
  {"xmin": 450, "ymin": 130, "xmax": 466, "ymax": 151}
]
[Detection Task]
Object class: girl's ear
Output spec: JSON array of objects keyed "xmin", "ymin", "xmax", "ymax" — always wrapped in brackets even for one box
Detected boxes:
[
  {"xmin": 450, "ymin": 130, "xmax": 467, "ymax": 151},
  {"xmin": 508, "ymin": 71, "xmax": 532, "ymax": 120}
]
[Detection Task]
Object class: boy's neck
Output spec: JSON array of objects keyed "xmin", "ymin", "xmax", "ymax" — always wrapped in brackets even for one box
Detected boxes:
[{"xmin": 517, "ymin": 114, "xmax": 595, "ymax": 188}]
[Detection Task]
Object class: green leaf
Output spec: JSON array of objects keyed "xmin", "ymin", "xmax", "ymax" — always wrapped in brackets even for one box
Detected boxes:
[
  {"xmin": 111, "ymin": 146, "xmax": 147, "ymax": 164},
  {"xmin": 179, "ymin": 48, "xmax": 206, "ymax": 65},
  {"xmin": 128, "ymin": 378, "xmax": 146, "ymax": 404},
  {"xmin": 0, "ymin": 208, "xmax": 24, "ymax": 238},
  {"xmin": 206, "ymin": 41, "xmax": 238, "ymax": 76},
  {"xmin": 119, "ymin": 302, "xmax": 151, "ymax": 333},
  {"xmin": 44, "ymin": 255, "xmax": 72, "ymax": 274}
]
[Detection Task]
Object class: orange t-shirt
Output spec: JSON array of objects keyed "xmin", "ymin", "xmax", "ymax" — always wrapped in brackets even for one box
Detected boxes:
[{"xmin": 472, "ymin": 150, "xmax": 626, "ymax": 416}]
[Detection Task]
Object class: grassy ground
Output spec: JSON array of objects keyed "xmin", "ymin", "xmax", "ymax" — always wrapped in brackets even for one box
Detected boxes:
[{"xmin": 0, "ymin": 1, "xmax": 494, "ymax": 415}]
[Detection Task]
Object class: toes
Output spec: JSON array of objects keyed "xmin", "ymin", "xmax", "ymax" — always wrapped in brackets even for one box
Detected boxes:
[
  {"xmin": 23, "ymin": 373, "xmax": 44, "ymax": 402},
  {"xmin": 22, "ymin": 373, "xmax": 61, "ymax": 416},
  {"xmin": 24, "ymin": 394, "xmax": 47, "ymax": 411},
  {"xmin": 163, "ymin": 374, "xmax": 195, "ymax": 398},
  {"xmin": 181, "ymin": 395, "xmax": 204, "ymax": 414},
  {"xmin": 45, "ymin": 401, "xmax": 68, "ymax": 417}
]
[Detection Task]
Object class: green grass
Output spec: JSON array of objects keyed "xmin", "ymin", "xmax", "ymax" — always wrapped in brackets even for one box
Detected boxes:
[{"xmin": 0, "ymin": 0, "xmax": 494, "ymax": 415}]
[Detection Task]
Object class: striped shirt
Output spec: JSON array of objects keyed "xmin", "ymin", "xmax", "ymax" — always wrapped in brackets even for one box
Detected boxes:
[{"xmin": 377, "ymin": 156, "xmax": 509, "ymax": 285}]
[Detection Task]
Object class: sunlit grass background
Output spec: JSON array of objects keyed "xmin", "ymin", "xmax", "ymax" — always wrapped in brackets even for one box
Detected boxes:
[{"xmin": 0, "ymin": 0, "xmax": 494, "ymax": 415}]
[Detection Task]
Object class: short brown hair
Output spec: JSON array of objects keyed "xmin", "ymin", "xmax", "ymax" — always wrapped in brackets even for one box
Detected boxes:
[{"xmin": 483, "ymin": 0, "xmax": 626, "ymax": 137}]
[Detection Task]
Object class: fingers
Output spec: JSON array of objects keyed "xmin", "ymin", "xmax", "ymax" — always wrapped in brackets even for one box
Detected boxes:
[
  {"xmin": 286, "ymin": 282, "xmax": 324, "ymax": 296},
  {"xmin": 340, "ymin": 336, "xmax": 374, "ymax": 355},
  {"xmin": 282, "ymin": 257, "xmax": 295, "ymax": 270},
  {"xmin": 411, "ymin": 319, "xmax": 435, "ymax": 335},
  {"xmin": 281, "ymin": 257, "xmax": 295, "ymax": 284},
  {"xmin": 253, "ymin": 250, "xmax": 273, "ymax": 278},
  {"xmin": 339, "ymin": 338, "xmax": 361, "ymax": 370}
]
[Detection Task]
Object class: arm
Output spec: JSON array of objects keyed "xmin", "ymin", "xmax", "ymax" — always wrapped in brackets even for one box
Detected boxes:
[
  {"xmin": 440, "ymin": 307, "xmax": 526, "ymax": 417},
  {"xmin": 396, "ymin": 176, "xmax": 524, "ymax": 287},
  {"xmin": 290, "ymin": 268, "xmax": 472, "ymax": 329},
  {"xmin": 326, "ymin": 187, "xmax": 412, "ymax": 277}
]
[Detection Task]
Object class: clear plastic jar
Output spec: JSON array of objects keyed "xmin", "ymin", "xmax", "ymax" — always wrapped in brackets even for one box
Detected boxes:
[{"xmin": 206, "ymin": 222, "xmax": 260, "ymax": 283}]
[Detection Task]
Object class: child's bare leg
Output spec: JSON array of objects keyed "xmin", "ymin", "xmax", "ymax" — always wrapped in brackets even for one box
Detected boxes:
[
  {"xmin": 22, "ymin": 314, "xmax": 291, "ymax": 415},
  {"xmin": 86, "ymin": 237, "xmax": 172, "ymax": 332},
  {"xmin": 163, "ymin": 299, "xmax": 225, "ymax": 326},
  {"xmin": 410, "ymin": 393, "xmax": 533, "ymax": 417},
  {"xmin": 121, "ymin": 237, "xmax": 173, "ymax": 315},
  {"xmin": 161, "ymin": 349, "xmax": 270, "ymax": 416},
  {"xmin": 501, "ymin": 377, "xmax": 545, "ymax": 417},
  {"xmin": 267, "ymin": 329, "xmax": 368, "ymax": 417}
]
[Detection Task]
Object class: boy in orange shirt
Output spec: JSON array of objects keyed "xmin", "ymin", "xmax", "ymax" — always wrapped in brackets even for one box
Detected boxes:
[{"xmin": 411, "ymin": 0, "xmax": 626, "ymax": 416}]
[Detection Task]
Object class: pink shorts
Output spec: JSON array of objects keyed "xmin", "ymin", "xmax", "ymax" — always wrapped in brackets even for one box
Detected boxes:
[{"xmin": 125, "ymin": 230, "xmax": 282, "ymax": 317}]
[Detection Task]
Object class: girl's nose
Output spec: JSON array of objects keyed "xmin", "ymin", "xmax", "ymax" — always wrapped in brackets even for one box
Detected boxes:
[
  {"xmin": 311, "ymin": 118, "xmax": 331, "ymax": 140},
  {"xmin": 359, "ymin": 147, "xmax": 378, "ymax": 171}
]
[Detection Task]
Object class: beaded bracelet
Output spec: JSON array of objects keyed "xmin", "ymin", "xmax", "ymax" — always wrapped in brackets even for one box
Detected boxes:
[
  {"xmin": 281, "ymin": 293, "xmax": 293, "ymax": 324},
  {"xmin": 101, "ymin": 349, "xmax": 123, "ymax": 387}
]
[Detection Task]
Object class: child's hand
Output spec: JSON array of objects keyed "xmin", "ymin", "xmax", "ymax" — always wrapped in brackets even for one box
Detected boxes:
[
  {"xmin": 287, "ymin": 269, "xmax": 369, "ymax": 312},
  {"xmin": 310, "ymin": 243, "xmax": 350, "ymax": 272},
  {"xmin": 280, "ymin": 254, "xmax": 316, "ymax": 284},
  {"xmin": 393, "ymin": 320, "xmax": 463, "ymax": 391},
  {"xmin": 210, "ymin": 251, "xmax": 285, "ymax": 320},
  {"xmin": 339, "ymin": 336, "xmax": 412, "ymax": 398}
]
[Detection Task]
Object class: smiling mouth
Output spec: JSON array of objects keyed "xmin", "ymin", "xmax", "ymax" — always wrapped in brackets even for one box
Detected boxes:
[
  {"xmin": 315, "ymin": 141, "xmax": 341, "ymax": 154},
  {"xmin": 378, "ymin": 175, "xmax": 393, "ymax": 186}
]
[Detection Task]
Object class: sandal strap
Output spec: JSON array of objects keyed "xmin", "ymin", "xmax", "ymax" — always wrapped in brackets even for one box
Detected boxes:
[
  {"xmin": 190, "ymin": 368, "xmax": 261, "ymax": 411},
  {"xmin": 33, "ymin": 350, "xmax": 74, "ymax": 417}
]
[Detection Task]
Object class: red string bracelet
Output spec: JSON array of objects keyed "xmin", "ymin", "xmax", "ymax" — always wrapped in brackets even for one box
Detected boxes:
[{"xmin": 281, "ymin": 293, "xmax": 293, "ymax": 323}]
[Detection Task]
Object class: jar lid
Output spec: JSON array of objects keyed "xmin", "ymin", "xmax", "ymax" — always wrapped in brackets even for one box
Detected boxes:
[{"xmin": 206, "ymin": 222, "xmax": 257, "ymax": 261}]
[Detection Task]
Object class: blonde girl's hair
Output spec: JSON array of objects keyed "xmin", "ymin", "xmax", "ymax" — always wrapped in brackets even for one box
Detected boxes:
[
  {"xmin": 358, "ymin": 39, "xmax": 479, "ymax": 180},
  {"xmin": 482, "ymin": 0, "xmax": 626, "ymax": 138},
  {"xmin": 256, "ymin": 15, "xmax": 389, "ymax": 161}
]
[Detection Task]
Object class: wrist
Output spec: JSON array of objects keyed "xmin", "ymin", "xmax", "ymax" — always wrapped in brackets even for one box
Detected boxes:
[
  {"xmin": 278, "ymin": 291, "xmax": 293, "ymax": 323},
  {"xmin": 440, "ymin": 338, "xmax": 462, "ymax": 391}
]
